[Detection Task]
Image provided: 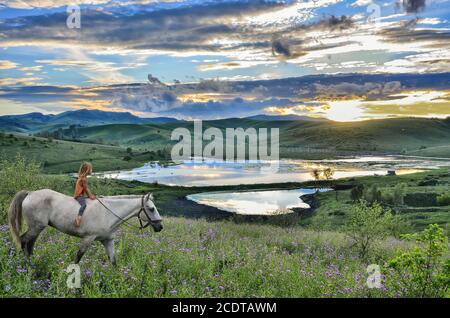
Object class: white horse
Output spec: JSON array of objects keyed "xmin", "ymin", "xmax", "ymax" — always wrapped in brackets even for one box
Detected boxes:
[{"xmin": 8, "ymin": 189, "xmax": 163, "ymax": 265}]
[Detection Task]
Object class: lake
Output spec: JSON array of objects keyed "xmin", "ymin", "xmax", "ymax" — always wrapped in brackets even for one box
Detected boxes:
[
  {"xmin": 100, "ymin": 155, "xmax": 450, "ymax": 187},
  {"xmin": 186, "ymin": 188, "xmax": 329, "ymax": 215},
  {"xmin": 99, "ymin": 155, "xmax": 450, "ymax": 215}
]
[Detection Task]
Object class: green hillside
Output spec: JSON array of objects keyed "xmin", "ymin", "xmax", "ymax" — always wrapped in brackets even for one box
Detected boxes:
[
  {"xmin": 0, "ymin": 133, "xmax": 169, "ymax": 174},
  {"xmin": 60, "ymin": 117, "xmax": 450, "ymax": 158}
]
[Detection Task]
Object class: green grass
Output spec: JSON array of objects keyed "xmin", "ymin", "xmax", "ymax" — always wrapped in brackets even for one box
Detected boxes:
[
  {"xmin": 60, "ymin": 117, "xmax": 450, "ymax": 158},
  {"xmin": 302, "ymin": 168, "xmax": 450, "ymax": 233},
  {"xmin": 0, "ymin": 133, "xmax": 168, "ymax": 174},
  {"xmin": 0, "ymin": 160, "xmax": 448, "ymax": 297},
  {"xmin": 1, "ymin": 215, "xmax": 411, "ymax": 297}
]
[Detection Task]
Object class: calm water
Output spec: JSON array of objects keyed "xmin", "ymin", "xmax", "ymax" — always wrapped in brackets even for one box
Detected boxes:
[
  {"xmin": 99, "ymin": 155, "xmax": 450, "ymax": 215},
  {"xmin": 187, "ymin": 188, "xmax": 329, "ymax": 215},
  {"xmin": 100, "ymin": 156, "xmax": 450, "ymax": 187}
]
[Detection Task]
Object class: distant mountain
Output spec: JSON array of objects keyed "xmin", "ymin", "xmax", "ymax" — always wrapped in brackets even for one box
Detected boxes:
[
  {"xmin": 245, "ymin": 114, "xmax": 328, "ymax": 122},
  {"xmin": 0, "ymin": 109, "xmax": 179, "ymax": 132}
]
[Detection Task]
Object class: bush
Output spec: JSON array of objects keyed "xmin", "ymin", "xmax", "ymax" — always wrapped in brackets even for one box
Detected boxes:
[
  {"xmin": 392, "ymin": 183, "xmax": 406, "ymax": 206},
  {"xmin": 0, "ymin": 155, "xmax": 67, "ymax": 223},
  {"xmin": 387, "ymin": 224, "xmax": 449, "ymax": 297},
  {"xmin": 350, "ymin": 184, "xmax": 364, "ymax": 202},
  {"xmin": 404, "ymin": 193, "xmax": 438, "ymax": 207},
  {"xmin": 437, "ymin": 192, "xmax": 450, "ymax": 206},
  {"xmin": 345, "ymin": 201, "xmax": 393, "ymax": 258},
  {"xmin": 364, "ymin": 184, "xmax": 382, "ymax": 204},
  {"xmin": 418, "ymin": 178, "xmax": 438, "ymax": 186},
  {"xmin": 123, "ymin": 155, "xmax": 132, "ymax": 161}
]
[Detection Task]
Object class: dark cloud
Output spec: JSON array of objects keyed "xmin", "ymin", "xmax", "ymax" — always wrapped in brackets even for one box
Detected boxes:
[
  {"xmin": 378, "ymin": 20, "xmax": 450, "ymax": 48},
  {"xmin": 314, "ymin": 81, "xmax": 403, "ymax": 100},
  {"xmin": 267, "ymin": 15, "xmax": 354, "ymax": 60},
  {"xmin": 402, "ymin": 0, "xmax": 426, "ymax": 13},
  {"xmin": 0, "ymin": 1, "xmax": 358, "ymax": 61},
  {"xmin": 0, "ymin": 0, "xmax": 285, "ymax": 53},
  {"xmin": 322, "ymin": 15, "xmax": 354, "ymax": 31},
  {"xmin": 2, "ymin": 73, "xmax": 449, "ymax": 119},
  {"xmin": 271, "ymin": 36, "xmax": 292, "ymax": 58}
]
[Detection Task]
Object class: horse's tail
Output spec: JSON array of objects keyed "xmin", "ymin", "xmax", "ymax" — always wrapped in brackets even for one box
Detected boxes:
[{"xmin": 8, "ymin": 190, "xmax": 29, "ymax": 249}]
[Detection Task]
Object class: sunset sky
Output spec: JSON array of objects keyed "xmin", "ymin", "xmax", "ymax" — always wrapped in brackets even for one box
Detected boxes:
[{"xmin": 0, "ymin": 0, "xmax": 449, "ymax": 121}]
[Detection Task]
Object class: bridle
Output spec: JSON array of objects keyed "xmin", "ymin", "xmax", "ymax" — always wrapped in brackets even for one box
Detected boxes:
[
  {"xmin": 96, "ymin": 194, "xmax": 160, "ymax": 230},
  {"xmin": 137, "ymin": 193, "xmax": 159, "ymax": 229}
]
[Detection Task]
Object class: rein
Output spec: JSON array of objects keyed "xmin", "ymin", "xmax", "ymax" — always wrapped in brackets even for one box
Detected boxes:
[{"xmin": 96, "ymin": 195, "xmax": 153, "ymax": 230}]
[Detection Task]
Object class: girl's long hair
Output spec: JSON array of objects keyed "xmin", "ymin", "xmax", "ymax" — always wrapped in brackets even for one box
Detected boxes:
[{"xmin": 78, "ymin": 162, "xmax": 92, "ymax": 178}]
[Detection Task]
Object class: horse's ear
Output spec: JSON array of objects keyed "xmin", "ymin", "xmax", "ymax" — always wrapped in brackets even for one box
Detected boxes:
[{"xmin": 146, "ymin": 192, "xmax": 154, "ymax": 201}]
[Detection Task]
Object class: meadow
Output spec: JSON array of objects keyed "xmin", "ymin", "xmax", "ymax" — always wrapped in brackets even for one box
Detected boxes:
[
  {"xmin": 0, "ymin": 157, "xmax": 448, "ymax": 298},
  {"xmin": 0, "ymin": 132, "xmax": 170, "ymax": 174}
]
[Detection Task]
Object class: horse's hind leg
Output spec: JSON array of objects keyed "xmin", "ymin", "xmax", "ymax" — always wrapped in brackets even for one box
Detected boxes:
[
  {"xmin": 101, "ymin": 239, "xmax": 116, "ymax": 266},
  {"xmin": 74, "ymin": 236, "xmax": 96, "ymax": 264},
  {"xmin": 20, "ymin": 226, "xmax": 45, "ymax": 259}
]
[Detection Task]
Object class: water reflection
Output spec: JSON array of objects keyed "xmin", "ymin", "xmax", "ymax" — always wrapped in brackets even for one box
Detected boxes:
[
  {"xmin": 99, "ymin": 156, "xmax": 450, "ymax": 187},
  {"xmin": 187, "ymin": 188, "xmax": 329, "ymax": 215}
]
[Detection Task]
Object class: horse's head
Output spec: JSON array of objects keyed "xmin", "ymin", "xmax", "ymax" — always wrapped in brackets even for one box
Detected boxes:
[{"xmin": 140, "ymin": 193, "xmax": 163, "ymax": 232}]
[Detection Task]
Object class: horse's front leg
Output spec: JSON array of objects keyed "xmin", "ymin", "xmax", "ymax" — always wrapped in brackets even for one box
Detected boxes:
[
  {"xmin": 101, "ymin": 238, "xmax": 116, "ymax": 266},
  {"xmin": 74, "ymin": 236, "xmax": 96, "ymax": 264}
]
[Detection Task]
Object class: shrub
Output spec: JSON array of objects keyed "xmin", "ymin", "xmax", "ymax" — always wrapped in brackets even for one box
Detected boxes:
[
  {"xmin": 345, "ymin": 201, "xmax": 393, "ymax": 258},
  {"xmin": 0, "ymin": 156, "xmax": 67, "ymax": 223},
  {"xmin": 404, "ymin": 193, "xmax": 438, "ymax": 207},
  {"xmin": 437, "ymin": 192, "xmax": 450, "ymax": 206},
  {"xmin": 418, "ymin": 178, "xmax": 438, "ymax": 186},
  {"xmin": 364, "ymin": 184, "xmax": 382, "ymax": 204},
  {"xmin": 387, "ymin": 224, "xmax": 449, "ymax": 297},
  {"xmin": 123, "ymin": 155, "xmax": 132, "ymax": 161},
  {"xmin": 350, "ymin": 184, "xmax": 364, "ymax": 202},
  {"xmin": 392, "ymin": 183, "xmax": 406, "ymax": 206}
]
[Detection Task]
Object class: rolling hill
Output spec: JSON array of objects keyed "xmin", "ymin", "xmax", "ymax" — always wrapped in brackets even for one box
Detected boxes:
[
  {"xmin": 0, "ymin": 133, "xmax": 170, "ymax": 173},
  {"xmin": 57, "ymin": 116, "xmax": 450, "ymax": 158}
]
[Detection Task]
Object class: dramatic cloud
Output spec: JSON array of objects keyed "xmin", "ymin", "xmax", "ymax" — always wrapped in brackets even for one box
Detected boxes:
[
  {"xmin": 314, "ymin": 81, "xmax": 403, "ymax": 100},
  {"xmin": 0, "ymin": 0, "xmax": 449, "ymax": 119},
  {"xmin": 1, "ymin": 73, "xmax": 449, "ymax": 120}
]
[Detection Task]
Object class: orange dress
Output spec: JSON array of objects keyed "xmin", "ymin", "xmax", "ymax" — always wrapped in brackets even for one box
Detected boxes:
[{"xmin": 74, "ymin": 177, "xmax": 88, "ymax": 198}]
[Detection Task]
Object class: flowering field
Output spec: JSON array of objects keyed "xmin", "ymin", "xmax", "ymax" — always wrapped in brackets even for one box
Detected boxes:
[
  {"xmin": 1, "ymin": 216, "xmax": 404, "ymax": 297},
  {"xmin": 0, "ymin": 158, "xmax": 448, "ymax": 298}
]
